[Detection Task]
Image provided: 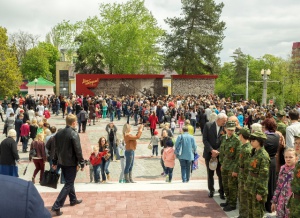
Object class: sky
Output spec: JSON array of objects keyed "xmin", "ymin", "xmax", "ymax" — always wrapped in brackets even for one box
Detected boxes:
[{"xmin": 1, "ymin": 0, "xmax": 300, "ymax": 63}]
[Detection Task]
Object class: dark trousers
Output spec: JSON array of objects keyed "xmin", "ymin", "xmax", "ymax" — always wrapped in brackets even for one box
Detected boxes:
[
  {"xmin": 205, "ymin": 158, "xmax": 223, "ymax": 194},
  {"xmin": 150, "ymin": 128, "xmax": 155, "ymax": 136},
  {"xmin": 52, "ymin": 166, "xmax": 77, "ymax": 210},
  {"xmin": 109, "ymin": 141, "xmax": 120, "ymax": 160},
  {"xmin": 78, "ymin": 121, "xmax": 87, "ymax": 132},
  {"xmin": 33, "ymin": 159, "xmax": 45, "ymax": 182}
]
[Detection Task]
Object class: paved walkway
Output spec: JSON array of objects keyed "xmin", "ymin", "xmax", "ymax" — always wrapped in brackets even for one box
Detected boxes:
[{"xmin": 0, "ymin": 113, "xmax": 265, "ymax": 217}]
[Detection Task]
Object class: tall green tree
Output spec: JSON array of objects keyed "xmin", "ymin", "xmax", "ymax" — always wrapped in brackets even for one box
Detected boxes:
[
  {"xmin": 80, "ymin": 0, "xmax": 164, "ymax": 74},
  {"xmin": 0, "ymin": 27, "xmax": 22, "ymax": 95},
  {"xmin": 164, "ymin": 0, "xmax": 226, "ymax": 75},
  {"xmin": 37, "ymin": 42, "xmax": 59, "ymax": 81},
  {"xmin": 74, "ymin": 31, "xmax": 105, "ymax": 74},
  {"xmin": 20, "ymin": 47, "xmax": 52, "ymax": 81}
]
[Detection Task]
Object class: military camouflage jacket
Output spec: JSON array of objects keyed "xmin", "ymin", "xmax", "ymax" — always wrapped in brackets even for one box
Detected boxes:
[
  {"xmin": 246, "ymin": 147, "xmax": 270, "ymax": 196},
  {"xmin": 238, "ymin": 141, "xmax": 252, "ymax": 181},
  {"xmin": 219, "ymin": 134, "xmax": 241, "ymax": 172},
  {"xmin": 276, "ymin": 120, "xmax": 287, "ymax": 137},
  {"xmin": 291, "ymin": 160, "xmax": 300, "ymax": 195}
]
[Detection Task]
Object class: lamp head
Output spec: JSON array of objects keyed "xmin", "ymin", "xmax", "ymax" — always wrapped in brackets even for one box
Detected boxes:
[
  {"xmin": 34, "ymin": 78, "xmax": 38, "ymax": 83},
  {"xmin": 260, "ymin": 69, "xmax": 264, "ymax": 75}
]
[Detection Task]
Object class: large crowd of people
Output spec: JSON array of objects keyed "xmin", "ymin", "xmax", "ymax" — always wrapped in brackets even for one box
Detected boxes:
[{"xmin": 0, "ymin": 93, "xmax": 299, "ymax": 217}]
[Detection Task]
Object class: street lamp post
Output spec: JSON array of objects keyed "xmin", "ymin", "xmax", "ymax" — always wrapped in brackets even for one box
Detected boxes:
[
  {"xmin": 63, "ymin": 88, "xmax": 66, "ymax": 97},
  {"xmin": 34, "ymin": 78, "xmax": 38, "ymax": 99},
  {"xmin": 246, "ymin": 63, "xmax": 249, "ymax": 100},
  {"xmin": 261, "ymin": 69, "xmax": 271, "ymax": 106}
]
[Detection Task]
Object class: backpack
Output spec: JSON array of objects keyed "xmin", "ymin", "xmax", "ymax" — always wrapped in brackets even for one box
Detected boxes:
[{"xmin": 80, "ymin": 112, "xmax": 88, "ymax": 121}]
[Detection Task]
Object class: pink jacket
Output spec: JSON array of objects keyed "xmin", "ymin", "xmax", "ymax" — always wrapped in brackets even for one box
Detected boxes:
[{"xmin": 163, "ymin": 147, "xmax": 175, "ymax": 168}]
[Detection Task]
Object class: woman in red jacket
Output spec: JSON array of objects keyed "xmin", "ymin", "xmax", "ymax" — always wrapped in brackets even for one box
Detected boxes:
[
  {"xmin": 148, "ymin": 111, "xmax": 158, "ymax": 136},
  {"xmin": 29, "ymin": 133, "xmax": 47, "ymax": 184},
  {"xmin": 20, "ymin": 120, "xmax": 30, "ymax": 152}
]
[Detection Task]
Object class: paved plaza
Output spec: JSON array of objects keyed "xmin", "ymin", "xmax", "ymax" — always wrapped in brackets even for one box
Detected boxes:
[{"xmin": 1, "ymin": 114, "xmax": 241, "ymax": 217}]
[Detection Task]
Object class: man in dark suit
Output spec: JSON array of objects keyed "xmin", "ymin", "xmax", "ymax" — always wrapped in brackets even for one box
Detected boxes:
[
  {"xmin": 203, "ymin": 113, "xmax": 228, "ymax": 198},
  {"xmin": 0, "ymin": 174, "xmax": 51, "ymax": 218}
]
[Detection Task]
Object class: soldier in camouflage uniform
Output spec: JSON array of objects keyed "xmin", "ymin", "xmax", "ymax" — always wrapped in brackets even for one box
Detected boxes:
[
  {"xmin": 219, "ymin": 121, "xmax": 241, "ymax": 212},
  {"xmin": 237, "ymin": 127, "xmax": 252, "ymax": 218},
  {"xmin": 288, "ymin": 134, "xmax": 300, "ymax": 218},
  {"xmin": 276, "ymin": 110, "xmax": 287, "ymax": 137},
  {"xmin": 246, "ymin": 131, "xmax": 270, "ymax": 218}
]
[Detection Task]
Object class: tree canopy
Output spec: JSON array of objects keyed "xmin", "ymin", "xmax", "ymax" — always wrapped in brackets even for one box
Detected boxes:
[
  {"xmin": 164, "ymin": 0, "xmax": 226, "ymax": 75},
  {"xmin": 215, "ymin": 49, "xmax": 297, "ymax": 107},
  {"xmin": 0, "ymin": 27, "xmax": 23, "ymax": 95},
  {"xmin": 20, "ymin": 42, "xmax": 58, "ymax": 81},
  {"xmin": 47, "ymin": 0, "xmax": 164, "ymax": 74}
]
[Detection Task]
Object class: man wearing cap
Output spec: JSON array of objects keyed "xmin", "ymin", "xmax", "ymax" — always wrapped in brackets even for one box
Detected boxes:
[
  {"xmin": 276, "ymin": 110, "xmax": 287, "ymax": 137},
  {"xmin": 288, "ymin": 134, "xmax": 300, "ymax": 217},
  {"xmin": 237, "ymin": 127, "xmax": 252, "ymax": 218},
  {"xmin": 219, "ymin": 121, "xmax": 242, "ymax": 212},
  {"xmin": 246, "ymin": 131, "xmax": 270, "ymax": 218},
  {"xmin": 203, "ymin": 113, "xmax": 228, "ymax": 198},
  {"xmin": 286, "ymin": 109, "xmax": 300, "ymax": 148}
]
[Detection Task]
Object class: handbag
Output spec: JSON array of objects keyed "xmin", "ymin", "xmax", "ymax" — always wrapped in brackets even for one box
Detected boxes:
[
  {"xmin": 40, "ymin": 170, "xmax": 60, "ymax": 189},
  {"xmin": 148, "ymin": 142, "xmax": 152, "ymax": 150},
  {"xmin": 104, "ymin": 153, "xmax": 111, "ymax": 161},
  {"xmin": 29, "ymin": 148, "xmax": 37, "ymax": 157},
  {"xmin": 92, "ymin": 113, "xmax": 96, "ymax": 117},
  {"xmin": 21, "ymin": 135, "xmax": 29, "ymax": 142}
]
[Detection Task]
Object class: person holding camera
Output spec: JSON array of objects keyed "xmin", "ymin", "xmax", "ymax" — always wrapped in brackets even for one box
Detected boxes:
[{"xmin": 123, "ymin": 123, "xmax": 143, "ymax": 183}]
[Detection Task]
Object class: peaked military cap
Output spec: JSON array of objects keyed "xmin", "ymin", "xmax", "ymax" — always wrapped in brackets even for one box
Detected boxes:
[
  {"xmin": 227, "ymin": 111, "xmax": 234, "ymax": 117},
  {"xmin": 276, "ymin": 110, "xmax": 286, "ymax": 117},
  {"xmin": 225, "ymin": 121, "xmax": 236, "ymax": 130},
  {"xmin": 250, "ymin": 131, "xmax": 267, "ymax": 140},
  {"xmin": 237, "ymin": 127, "xmax": 251, "ymax": 137}
]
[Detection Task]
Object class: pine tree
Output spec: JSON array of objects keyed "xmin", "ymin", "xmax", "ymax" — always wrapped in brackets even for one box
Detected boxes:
[{"xmin": 164, "ymin": 0, "xmax": 226, "ymax": 74}]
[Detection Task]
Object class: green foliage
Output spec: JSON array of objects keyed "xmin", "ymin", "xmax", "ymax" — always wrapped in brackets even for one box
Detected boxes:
[
  {"xmin": 216, "ymin": 49, "xmax": 299, "ymax": 106},
  {"xmin": 164, "ymin": 0, "xmax": 226, "ymax": 75},
  {"xmin": 20, "ymin": 42, "xmax": 58, "ymax": 82},
  {"xmin": 74, "ymin": 31, "xmax": 105, "ymax": 74},
  {"xmin": 0, "ymin": 27, "xmax": 23, "ymax": 95},
  {"xmin": 20, "ymin": 47, "xmax": 52, "ymax": 81},
  {"xmin": 95, "ymin": 0, "xmax": 164, "ymax": 74},
  {"xmin": 45, "ymin": 20, "xmax": 83, "ymax": 60}
]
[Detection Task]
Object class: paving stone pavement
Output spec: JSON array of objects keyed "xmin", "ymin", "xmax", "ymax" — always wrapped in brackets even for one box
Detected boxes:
[{"xmin": 0, "ymin": 113, "xmax": 275, "ymax": 217}]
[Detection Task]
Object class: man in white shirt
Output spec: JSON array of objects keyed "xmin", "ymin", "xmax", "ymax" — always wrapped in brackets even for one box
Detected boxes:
[
  {"xmin": 5, "ymin": 104, "xmax": 14, "ymax": 118},
  {"xmin": 286, "ymin": 109, "xmax": 300, "ymax": 148}
]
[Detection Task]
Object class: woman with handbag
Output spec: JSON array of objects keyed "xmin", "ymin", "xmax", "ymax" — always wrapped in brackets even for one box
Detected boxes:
[
  {"xmin": 20, "ymin": 120, "xmax": 30, "ymax": 152},
  {"xmin": 0, "ymin": 129, "xmax": 20, "ymax": 177},
  {"xmin": 174, "ymin": 126, "xmax": 197, "ymax": 183},
  {"xmin": 29, "ymin": 133, "xmax": 47, "ymax": 184},
  {"xmin": 98, "ymin": 137, "xmax": 111, "ymax": 183}
]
